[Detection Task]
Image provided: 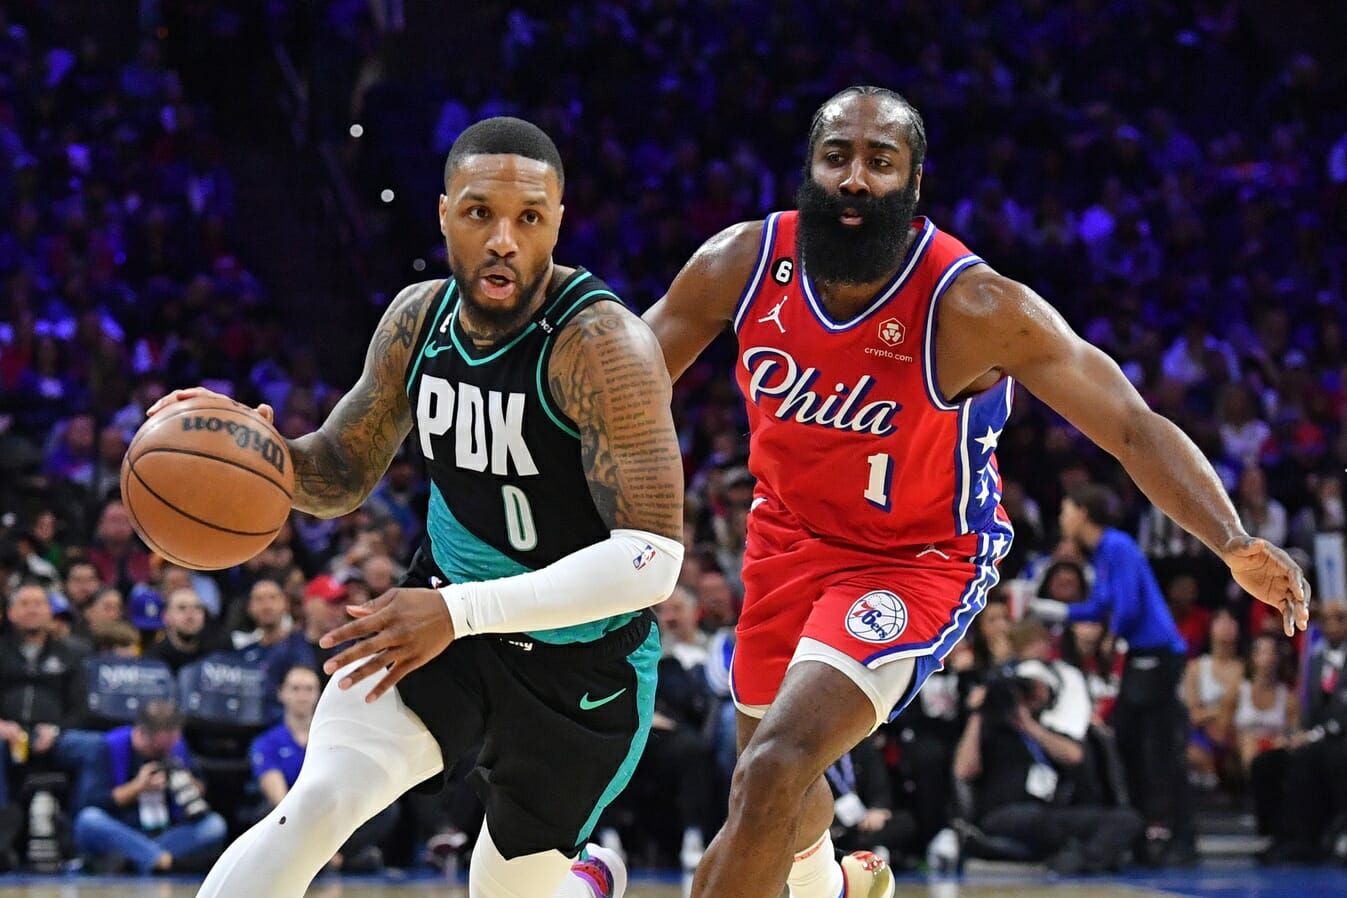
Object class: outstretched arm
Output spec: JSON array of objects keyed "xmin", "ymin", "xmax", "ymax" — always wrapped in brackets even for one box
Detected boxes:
[
  {"xmin": 944, "ymin": 269, "xmax": 1309, "ymax": 634},
  {"xmin": 643, "ymin": 220, "xmax": 762, "ymax": 381},
  {"xmin": 286, "ymin": 280, "xmax": 438, "ymax": 517}
]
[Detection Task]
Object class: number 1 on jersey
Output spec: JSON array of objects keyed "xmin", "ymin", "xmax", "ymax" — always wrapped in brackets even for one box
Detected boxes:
[
  {"xmin": 864, "ymin": 453, "xmax": 893, "ymax": 511},
  {"xmin": 502, "ymin": 485, "xmax": 538, "ymax": 551}
]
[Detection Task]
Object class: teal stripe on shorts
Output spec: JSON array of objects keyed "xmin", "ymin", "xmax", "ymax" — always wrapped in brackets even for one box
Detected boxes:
[{"xmin": 573, "ymin": 623, "xmax": 660, "ymax": 846}]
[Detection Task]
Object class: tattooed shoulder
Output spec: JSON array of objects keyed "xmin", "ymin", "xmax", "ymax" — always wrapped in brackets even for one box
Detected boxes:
[
  {"xmin": 288, "ymin": 279, "xmax": 442, "ymax": 517},
  {"xmin": 372, "ymin": 279, "xmax": 443, "ymax": 378},
  {"xmin": 548, "ymin": 301, "xmax": 684, "ymax": 539}
]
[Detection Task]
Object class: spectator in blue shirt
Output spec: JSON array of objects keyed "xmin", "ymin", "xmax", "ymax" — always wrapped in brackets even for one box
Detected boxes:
[
  {"xmin": 1036, "ymin": 485, "xmax": 1191, "ymax": 865},
  {"xmin": 229, "ymin": 579, "xmax": 317, "ymax": 723},
  {"xmin": 249, "ymin": 666, "xmax": 397, "ymax": 873},
  {"xmin": 73, "ymin": 700, "xmax": 226, "ymax": 874},
  {"xmin": 1050, "ymin": 501, "xmax": 1187, "ymax": 657}
]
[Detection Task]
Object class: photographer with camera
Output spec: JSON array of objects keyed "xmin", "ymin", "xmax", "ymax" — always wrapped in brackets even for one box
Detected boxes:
[
  {"xmin": 72, "ymin": 700, "xmax": 226, "ymax": 873},
  {"xmin": 954, "ymin": 624, "xmax": 1141, "ymax": 874}
]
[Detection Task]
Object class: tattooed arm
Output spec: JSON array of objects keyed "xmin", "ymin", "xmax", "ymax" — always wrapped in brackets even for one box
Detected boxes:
[
  {"xmin": 288, "ymin": 281, "xmax": 436, "ymax": 519},
  {"xmin": 547, "ymin": 301, "xmax": 685, "ymax": 540},
  {"xmin": 287, "ymin": 280, "xmax": 438, "ymax": 517},
  {"xmin": 145, "ymin": 281, "xmax": 438, "ymax": 518}
]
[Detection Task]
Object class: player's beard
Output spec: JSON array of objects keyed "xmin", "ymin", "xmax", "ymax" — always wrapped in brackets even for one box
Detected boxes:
[
  {"xmin": 451, "ymin": 256, "xmax": 551, "ymax": 337},
  {"xmin": 796, "ymin": 176, "xmax": 920, "ymax": 286}
]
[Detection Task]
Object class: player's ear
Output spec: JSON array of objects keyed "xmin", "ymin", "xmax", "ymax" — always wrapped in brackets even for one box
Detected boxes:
[
  {"xmin": 438, "ymin": 195, "xmax": 449, "ymax": 237},
  {"xmin": 913, "ymin": 164, "xmax": 923, "ymax": 204},
  {"xmin": 556, "ymin": 203, "xmax": 565, "ymax": 228}
]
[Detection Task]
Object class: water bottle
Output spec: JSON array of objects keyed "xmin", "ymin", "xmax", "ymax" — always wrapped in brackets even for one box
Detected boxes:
[
  {"xmin": 26, "ymin": 790, "xmax": 61, "ymax": 872},
  {"xmin": 925, "ymin": 827, "xmax": 960, "ymax": 877}
]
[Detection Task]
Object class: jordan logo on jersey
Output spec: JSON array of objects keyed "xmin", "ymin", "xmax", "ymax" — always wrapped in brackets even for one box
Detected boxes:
[
  {"xmin": 758, "ymin": 297, "xmax": 788, "ymax": 333},
  {"xmin": 416, "ymin": 375, "xmax": 539, "ymax": 476},
  {"xmin": 742, "ymin": 346, "xmax": 900, "ymax": 435}
]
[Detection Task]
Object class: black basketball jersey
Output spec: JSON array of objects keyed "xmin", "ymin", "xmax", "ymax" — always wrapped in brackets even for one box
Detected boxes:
[{"xmin": 403, "ymin": 268, "xmax": 633, "ymax": 645}]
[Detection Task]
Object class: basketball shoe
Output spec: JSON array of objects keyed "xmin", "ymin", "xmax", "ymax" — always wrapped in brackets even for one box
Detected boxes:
[
  {"xmin": 840, "ymin": 850, "xmax": 895, "ymax": 898},
  {"xmin": 570, "ymin": 844, "xmax": 627, "ymax": 898}
]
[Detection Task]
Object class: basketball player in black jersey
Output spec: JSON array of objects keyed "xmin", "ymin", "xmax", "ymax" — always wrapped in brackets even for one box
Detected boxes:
[{"xmin": 150, "ymin": 118, "xmax": 685, "ymax": 898}]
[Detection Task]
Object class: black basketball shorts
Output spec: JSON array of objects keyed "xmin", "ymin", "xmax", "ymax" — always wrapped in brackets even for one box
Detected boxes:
[{"xmin": 395, "ymin": 563, "xmax": 659, "ymax": 859}]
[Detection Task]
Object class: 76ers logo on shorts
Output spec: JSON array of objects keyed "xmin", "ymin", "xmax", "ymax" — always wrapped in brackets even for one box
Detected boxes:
[{"xmin": 845, "ymin": 590, "xmax": 908, "ymax": 644}]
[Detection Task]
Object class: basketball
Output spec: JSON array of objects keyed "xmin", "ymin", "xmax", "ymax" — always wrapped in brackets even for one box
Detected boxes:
[{"xmin": 120, "ymin": 396, "xmax": 295, "ymax": 571}]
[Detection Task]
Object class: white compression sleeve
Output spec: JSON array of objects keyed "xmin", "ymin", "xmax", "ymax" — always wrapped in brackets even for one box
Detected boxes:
[{"xmin": 440, "ymin": 529, "xmax": 683, "ymax": 637}]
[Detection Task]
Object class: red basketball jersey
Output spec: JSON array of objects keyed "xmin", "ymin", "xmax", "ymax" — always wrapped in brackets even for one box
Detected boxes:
[{"xmin": 732, "ymin": 212, "xmax": 1015, "ymax": 552}]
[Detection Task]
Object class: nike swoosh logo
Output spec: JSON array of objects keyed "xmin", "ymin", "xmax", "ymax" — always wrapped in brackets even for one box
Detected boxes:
[{"xmin": 579, "ymin": 688, "xmax": 626, "ymax": 711}]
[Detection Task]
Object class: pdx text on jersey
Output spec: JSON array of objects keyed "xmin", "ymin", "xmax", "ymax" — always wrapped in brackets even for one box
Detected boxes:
[
  {"xmin": 743, "ymin": 346, "xmax": 901, "ymax": 435},
  {"xmin": 416, "ymin": 374, "xmax": 539, "ymax": 475}
]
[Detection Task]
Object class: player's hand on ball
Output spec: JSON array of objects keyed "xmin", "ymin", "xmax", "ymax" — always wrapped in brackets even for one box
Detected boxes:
[
  {"xmin": 146, "ymin": 386, "xmax": 275, "ymax": 426},
  {"xmin": 320, "ymin": 588, "xmax": 455, "ymax": 701},
  {"xmin": 1222, "ymin": 536, "xmax": 1310, "ymax": 637}
]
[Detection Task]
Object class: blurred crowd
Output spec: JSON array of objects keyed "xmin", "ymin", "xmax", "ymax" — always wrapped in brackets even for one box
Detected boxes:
[{"xmin": 1, "ymin": 0, "xmax": 1345, "ymax": 879}]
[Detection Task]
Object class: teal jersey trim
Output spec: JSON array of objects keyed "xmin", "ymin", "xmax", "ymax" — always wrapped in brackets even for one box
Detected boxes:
[
  {"xmin": 446, "ymin": 271, "xmax": 595, "ymax": 367},
  {"xmin": 534, "ymin": 287, "xmax": 621, "ymax": 440},
  {"xmin": 429, "ymin": 481, "xmax": 638, "ymax": 645},
  {"xmin": 405, "ymin": 281, "xmax": 457, "ymax": 395},
  {"xmin": 427, "ymin": 482, "xmax": 531, "ymax": 583},
  {"xmin": 574, "ymin": 623, "xmax": 660, "ymax": 846},
  {"xmin": 447, "ymin": 295, "xmax": 535, "ymax": 366}
]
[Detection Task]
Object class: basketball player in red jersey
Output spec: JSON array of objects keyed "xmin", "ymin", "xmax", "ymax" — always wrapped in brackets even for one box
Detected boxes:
[{"xmin": 643, "ymin": 86, "xmax": 1311, "ymax": 898}]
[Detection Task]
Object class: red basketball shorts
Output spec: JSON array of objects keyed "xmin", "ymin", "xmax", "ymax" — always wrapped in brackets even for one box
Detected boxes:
[{"xmin": 730, "ymin": 498, "xmax": 1011, "ymax": 718}]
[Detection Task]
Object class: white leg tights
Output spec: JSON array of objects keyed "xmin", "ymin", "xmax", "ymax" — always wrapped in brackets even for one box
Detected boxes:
[{"xmin": 194, "ymin": 661, "xmax": 444, "ymax": 898}]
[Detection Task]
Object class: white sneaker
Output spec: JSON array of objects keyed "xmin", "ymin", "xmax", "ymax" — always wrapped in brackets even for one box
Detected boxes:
[
  {"xmin": 840, "ymin": 850, "xmax": 895, "ymax": 898},
  {"xmin": 571, "ymin": 844, "xmax": 627, "ymax": 898}
]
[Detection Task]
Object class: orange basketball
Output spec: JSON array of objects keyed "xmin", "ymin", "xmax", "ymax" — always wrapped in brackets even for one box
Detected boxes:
[{"xmin": 120, "ymin": 396, "xmax": 295, "ymax": 571}]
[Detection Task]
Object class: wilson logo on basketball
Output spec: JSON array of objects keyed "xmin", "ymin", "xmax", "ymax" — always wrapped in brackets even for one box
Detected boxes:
[
  {"xmin": 878, "ymin": 318, "xmax": 906, "ymax": 346},
  {"xmin": 180, "ymin": 416, "xmax": 287, "ymax": 475}
]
